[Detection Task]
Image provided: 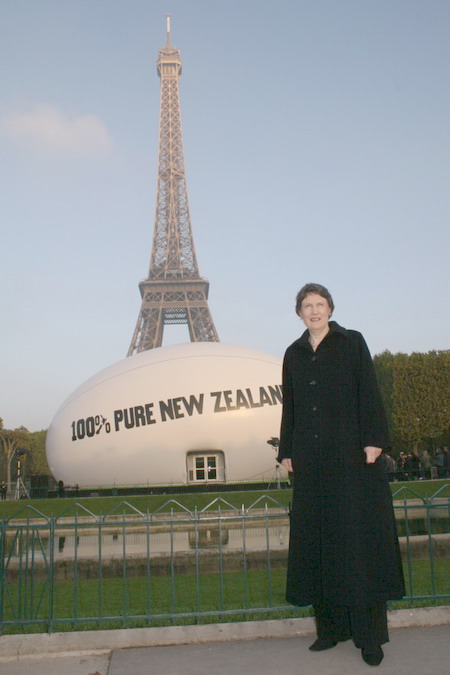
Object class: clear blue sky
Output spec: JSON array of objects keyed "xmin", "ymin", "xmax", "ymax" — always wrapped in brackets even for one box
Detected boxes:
[{"xmin": 1, "ymin": 0, "xmax": 449, "ymax": 431}]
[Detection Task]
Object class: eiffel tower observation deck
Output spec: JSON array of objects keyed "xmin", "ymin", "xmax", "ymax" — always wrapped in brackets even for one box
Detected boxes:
[{"xmin": 128, "ymin": 17, "xmax": 220, "ymax": 355}]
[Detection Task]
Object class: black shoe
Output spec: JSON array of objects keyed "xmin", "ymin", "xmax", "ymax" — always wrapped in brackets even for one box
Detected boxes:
[
  {"xmin": 361, "ymin": 646, "xmax": 384, "ymax": 666},
  {"xmin": 309, "ymin": 638, "xmax": 337, "ymax": 651}
]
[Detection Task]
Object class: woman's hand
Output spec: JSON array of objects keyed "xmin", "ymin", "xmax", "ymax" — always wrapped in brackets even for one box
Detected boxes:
[
  {"xmin": 364, "ymin": 446, "xmax": 382, "ymax": 464},
  {"xmin": 281, "ymin": 458, "xmax": 293, "ymax": 472}
]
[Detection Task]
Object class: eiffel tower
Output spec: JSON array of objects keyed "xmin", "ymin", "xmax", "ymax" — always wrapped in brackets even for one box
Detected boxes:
[{"xmin": 128, "ymin": 17, "xmax": 219, "ymax": 356}]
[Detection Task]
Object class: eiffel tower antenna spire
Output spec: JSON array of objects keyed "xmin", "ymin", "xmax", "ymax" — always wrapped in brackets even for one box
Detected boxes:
[
  {"xmin": 165, "ymin": 14, "xmax": 171, "ymax": 47},
  {"xmin": 127, "ymin": 18, "xmax": 220, "ymax": 356}
]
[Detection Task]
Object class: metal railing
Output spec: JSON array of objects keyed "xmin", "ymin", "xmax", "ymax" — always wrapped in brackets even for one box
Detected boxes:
[{"xmin": 1, "ymin": 491, "xmax": 449, "ymax": 634}]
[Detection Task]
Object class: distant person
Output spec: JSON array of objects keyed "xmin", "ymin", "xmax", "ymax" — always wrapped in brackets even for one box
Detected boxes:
[
  {"xmin": 420, "ymin": 450, "xmax": 431, "ymax": 480},
  {"xmin": 408, "ymin": 453, "xmax": 420, "ymax": 481},
  {"xmin": 382, "ymin": 452, "xmax": 396, "ymax": 481},
  {"xmin": 1, "ymin": 480, "xmax": 7, "ymax": 501},
  {"xmin": 58, "ymin": 480, "xmax": 65, "ymax": 498},
  {"xmin": 397, "ymin": 452, "xmax": 409, "ymax": 481},
  {"xmin": 443, "ymin": 447, "xmax": 450, "ymax": 479},
  {"xmin": 278, "ymin": 283, "xmax": 405, "ymax": 668},
  {"xmin": 434, "ymin": 448, "xmax": 445, "ymax": 478}
]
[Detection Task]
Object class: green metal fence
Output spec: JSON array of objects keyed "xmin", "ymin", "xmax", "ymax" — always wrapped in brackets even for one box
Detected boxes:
[{"xmin": 1, "ymin": 490, "xmax": 449, "ymax": 634}]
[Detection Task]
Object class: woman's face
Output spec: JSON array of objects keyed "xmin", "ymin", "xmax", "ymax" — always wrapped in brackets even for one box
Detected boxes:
[{"xmin": 299, "ymin": 293, "xmax": 332, "ymax": 331}]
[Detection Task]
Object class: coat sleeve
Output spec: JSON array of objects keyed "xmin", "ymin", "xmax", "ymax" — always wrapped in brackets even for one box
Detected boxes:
[
  {"xmin": 355, "ymin": 332, "xmax": 390, "ymax": 450},
  {"xmin": 277, "ymin": 351, "xmax": 294, "ymax": 463}
]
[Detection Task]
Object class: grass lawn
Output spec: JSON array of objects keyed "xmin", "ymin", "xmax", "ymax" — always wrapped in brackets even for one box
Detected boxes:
[
  {"xmin": 0, "ymin": 489, "xmax": 290, "ymax": 520},
  {"xmin": 0, "ymin": 480, "xmax": 449, "ymax": 520},
  {"xmin": 1, "ymin": 559, "xmax": 449, "ymax": 634}
]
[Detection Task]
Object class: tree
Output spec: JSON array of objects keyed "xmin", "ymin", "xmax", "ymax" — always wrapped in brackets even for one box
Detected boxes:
[
  {"xmin": 0, "ymin": 426, "xmax": 30, "ymax": 489},
  {"xmin": 392, "ymin": 351, "xmax": 450, "ymax": 453},
  {"xmin": 28, "ymin": 430, "xmax": 50, "ymax": 475}
]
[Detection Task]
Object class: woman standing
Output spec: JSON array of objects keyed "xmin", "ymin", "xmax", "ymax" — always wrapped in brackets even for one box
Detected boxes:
[{"xmin": 278, "ymin": 283, "xmax": 405, "ymax": 667}]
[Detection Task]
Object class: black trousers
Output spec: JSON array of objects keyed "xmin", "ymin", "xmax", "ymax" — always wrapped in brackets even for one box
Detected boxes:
[{"xmin": 314, "ymin": 601, "xmax": 389, "ymax": 649}]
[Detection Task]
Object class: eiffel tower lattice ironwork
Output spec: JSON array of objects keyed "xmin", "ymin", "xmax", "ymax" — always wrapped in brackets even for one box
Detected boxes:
[{"xmin": 128, "ymin": 17, "xmax": 219, "ymax": 356}]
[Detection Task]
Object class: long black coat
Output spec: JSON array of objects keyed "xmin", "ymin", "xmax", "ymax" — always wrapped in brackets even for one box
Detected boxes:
[{"xmin": 278, "ymin": 322, "xmax": 405, "ymax": 607}]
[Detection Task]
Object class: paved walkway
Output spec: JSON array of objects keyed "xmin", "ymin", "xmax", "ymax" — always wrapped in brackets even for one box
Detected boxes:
[{"xmin": 0, "ymin": 611, "xmax": 449, "ymax": 675}]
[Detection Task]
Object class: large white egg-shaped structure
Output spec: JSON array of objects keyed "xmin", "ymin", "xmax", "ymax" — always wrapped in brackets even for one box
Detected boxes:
[{"xmin": 46, "ymin": 343, "xmax": 284, "ymax": 487}]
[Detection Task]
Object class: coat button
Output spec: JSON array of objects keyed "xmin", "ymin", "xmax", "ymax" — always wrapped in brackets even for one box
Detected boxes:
[
  {"xmin": 309, "ymin": 380, "xmax": 317, "ymax": 385},
  {"xmin": 312, "ymin": 406, "xmax": 318, "ymax": 411},
  {"xmin": 311, "ymin": 356, "xmax": 317, "ymax": 362},
  {"xmin": 314, "ymin": 434, "xmax": 319, "ymax": 439}
]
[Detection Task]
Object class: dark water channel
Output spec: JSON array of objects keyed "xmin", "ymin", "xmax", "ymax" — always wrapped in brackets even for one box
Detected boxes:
[
  {"xmin": 6, "ymin": 515, "xmax": 449, "ymax": 561},
  {"xmin": 395, "ymin": 516, "xmax": 449, "ymax": 537},
  {"xmin": 6, "ymin": 523, "xmax": 290, "ymax": 561}
]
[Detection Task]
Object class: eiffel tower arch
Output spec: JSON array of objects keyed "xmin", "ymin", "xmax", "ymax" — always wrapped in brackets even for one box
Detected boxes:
[{"xmin": 128, "ymin": 17, "xmax": 219, "ymax": 356}]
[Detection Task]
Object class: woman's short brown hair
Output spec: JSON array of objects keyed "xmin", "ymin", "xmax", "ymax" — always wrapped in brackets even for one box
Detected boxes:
[{"xmin": 295, "ymin": 283, "xmax": 334, "ymax": 316}]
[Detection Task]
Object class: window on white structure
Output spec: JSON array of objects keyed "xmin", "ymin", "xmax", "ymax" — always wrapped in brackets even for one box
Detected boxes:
[{"xmin": 187, "ymin": 451, "xmax": 225, "ymax": 483}]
